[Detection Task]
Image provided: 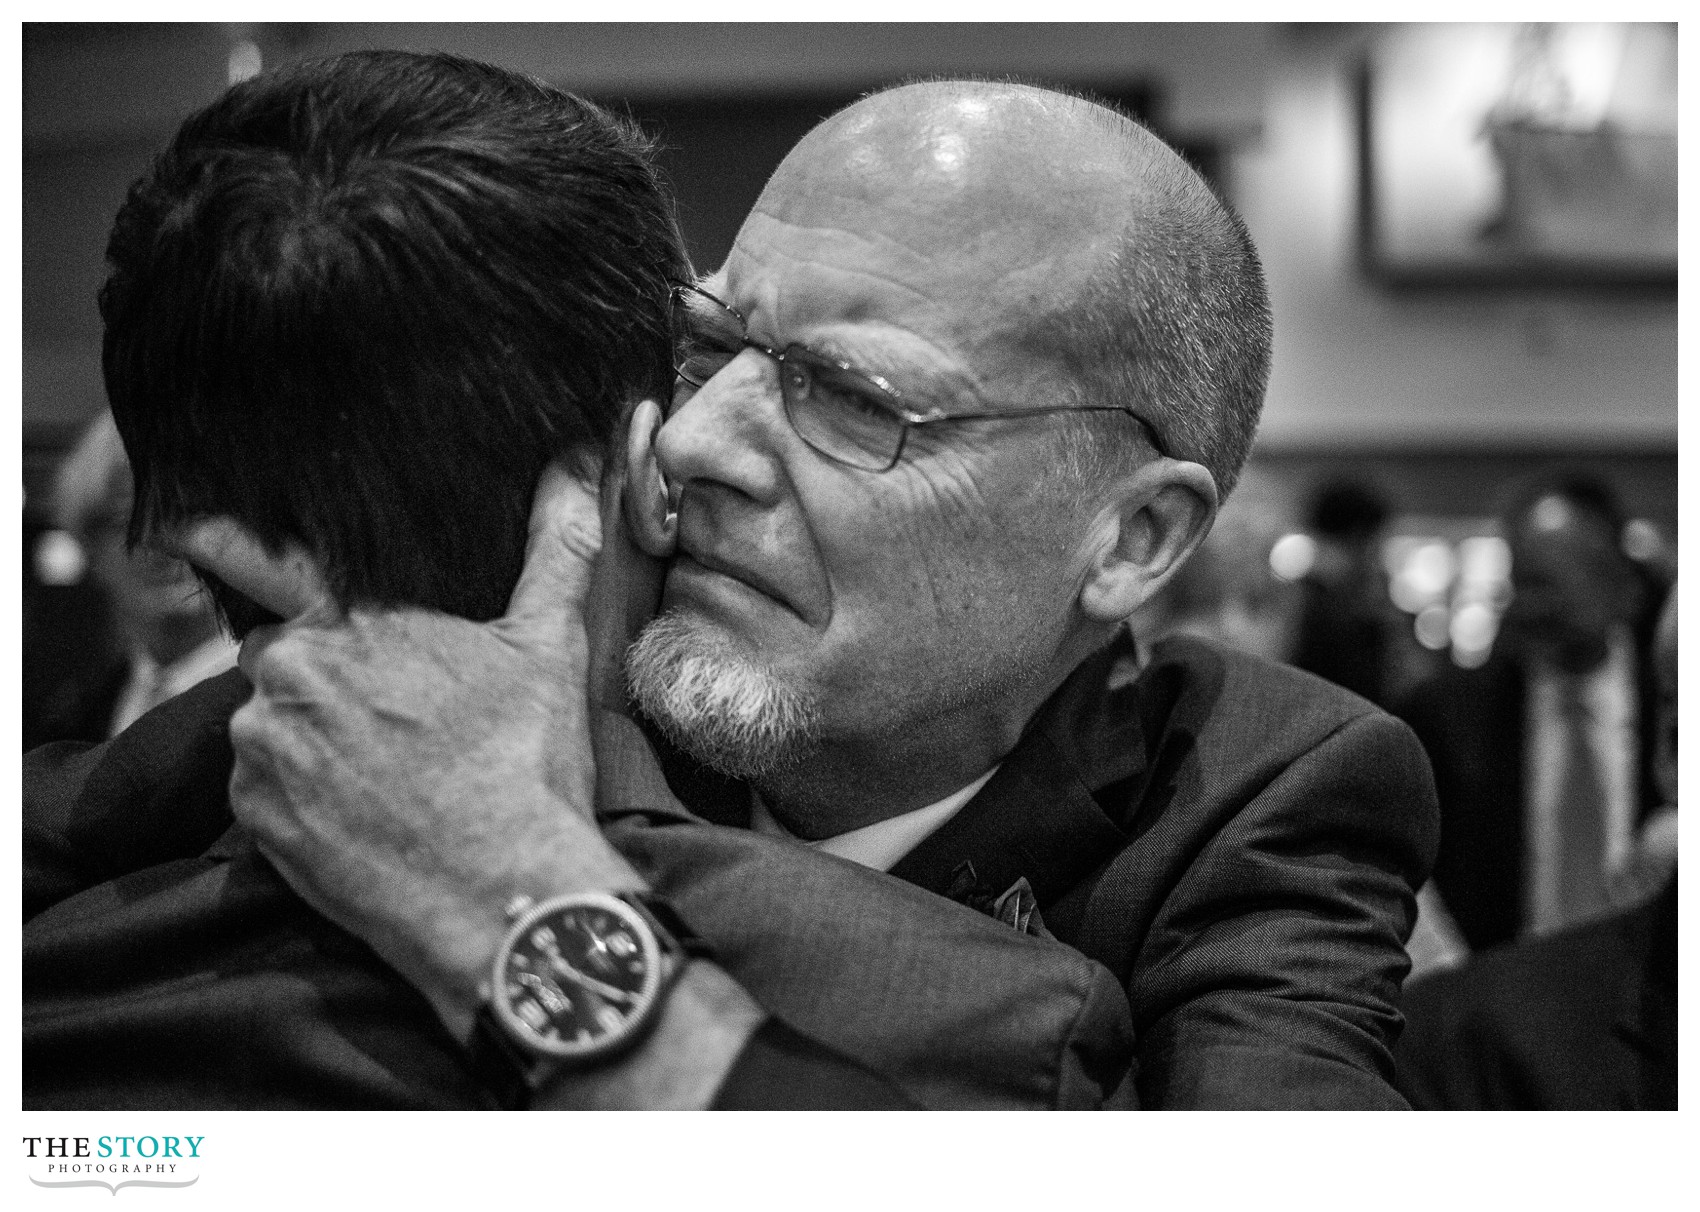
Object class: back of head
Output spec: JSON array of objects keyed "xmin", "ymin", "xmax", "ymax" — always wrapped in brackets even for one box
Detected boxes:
[
  {"xmin": 102, "ymin": 50, "xmax": 689, "ymax": 631},
  {"xmin": 1309, "ymin": 478, "xmax": 1390, "ymax": 542}
]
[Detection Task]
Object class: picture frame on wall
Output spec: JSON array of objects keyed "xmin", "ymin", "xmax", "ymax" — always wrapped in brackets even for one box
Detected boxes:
[{"xmin": 1357, "ymin": 22, "xmax": 1675, "ymax": 289}]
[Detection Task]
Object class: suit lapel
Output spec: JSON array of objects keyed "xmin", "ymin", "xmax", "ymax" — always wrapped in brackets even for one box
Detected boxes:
[
  {"xmin": 657, "ymin": 631, "xmax": 1162, "ymax": 938},
  {"xmin": 888, "ymin": 635, "xmax": 1146, "ymax": 915}
]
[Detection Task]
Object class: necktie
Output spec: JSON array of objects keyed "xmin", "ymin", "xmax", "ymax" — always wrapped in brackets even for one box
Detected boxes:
[{"xmin": 1541, "ymin": 681, "xmax": 1611, "ymax": 933}]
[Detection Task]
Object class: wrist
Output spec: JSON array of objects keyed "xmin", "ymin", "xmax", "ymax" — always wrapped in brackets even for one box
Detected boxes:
[
  {"xmin": 469, "ymin": 888, "xmax": 720, "ymax": 1107},
  {"xmin": 409, "ymin": 797, "xmax": 650, "ymax": 1043},
  {"xmin": 529, "ymin": 960, "xmax": 764, "ymax": 1110}
]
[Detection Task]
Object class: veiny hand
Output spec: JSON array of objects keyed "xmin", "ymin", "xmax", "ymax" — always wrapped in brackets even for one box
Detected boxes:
[{"xmin": 171, "ymin": 459, "xmax": 653, "ymax": 1041}]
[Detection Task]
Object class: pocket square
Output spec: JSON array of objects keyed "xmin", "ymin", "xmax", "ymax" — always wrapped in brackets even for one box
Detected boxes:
[
  {"xmin": 944, "ymin": 861, "xmax": 1052, "ymax": 939},
  {"xmin": 991, "ymin": 877, "xmax": 1052, "ymax": 940}
]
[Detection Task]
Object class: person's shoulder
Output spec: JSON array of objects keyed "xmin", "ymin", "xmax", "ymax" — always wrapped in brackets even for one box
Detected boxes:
[
  {"xmin": 1130, "ymin": 634, "xmax": 1438, "ymax": 862},
  {"xmin": 25, "ymin": 666, "xmax": 251, "ymax": 916},
  {"xmin": 1143, "ymin": 632, "xmax": 1386, "ymax": 743},
  {"xmin": 1411, "ymin": 892, "xmax": 1667, "ymax": 1015}
]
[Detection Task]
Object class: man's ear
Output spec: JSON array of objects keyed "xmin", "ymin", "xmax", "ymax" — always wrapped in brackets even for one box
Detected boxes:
[
  {"xmin": 164, "ymin": 516, "xmax": 332, "ymax": 622},
  {"xmin": 1078, "ymin": 458, "xmax": 1218, "ymax": 624},
  {"xmin": 622, "ymin": 398, "xmax": 677, "ymax": 558}
]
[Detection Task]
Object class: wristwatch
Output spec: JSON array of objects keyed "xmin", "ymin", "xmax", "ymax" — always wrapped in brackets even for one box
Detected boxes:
[{"xmin": 469, "ymin": 889, "xmax": 710, "ymax": 1108}]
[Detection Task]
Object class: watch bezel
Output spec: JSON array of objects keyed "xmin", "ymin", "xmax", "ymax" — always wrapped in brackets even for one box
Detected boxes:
[{"xmin": 487, "ymin": 891, "xmax": 667, "ymax": 1062}]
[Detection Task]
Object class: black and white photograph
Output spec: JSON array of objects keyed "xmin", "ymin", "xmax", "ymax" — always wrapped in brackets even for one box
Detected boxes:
[{"xmin": 16, "ymin": 16, "xmax": 1682, "ymax": 1205}]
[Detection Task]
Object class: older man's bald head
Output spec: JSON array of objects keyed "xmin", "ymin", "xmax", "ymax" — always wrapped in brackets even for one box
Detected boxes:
[
  {"xmin": 752, "ymin": 80, "xmax": 1271, "ymax": 497},
  {"xmin": 762, "ymin": 81, "xmax": 1142, "ymax": 235}
]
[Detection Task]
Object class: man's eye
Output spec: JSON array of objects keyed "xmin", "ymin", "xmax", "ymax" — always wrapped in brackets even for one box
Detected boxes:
[{"xmin": 810, "ymin": 372, "xmax": 892, "ymax": 425}]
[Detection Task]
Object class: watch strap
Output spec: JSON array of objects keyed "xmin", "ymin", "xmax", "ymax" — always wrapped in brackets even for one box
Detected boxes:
[
  {"xmin": 620, "ymin": 890, "xmax": 714, "ymax": 960},
  {"xmin": 470, "ymin": 1004, "xmax": 555, "ymax": 1110}
]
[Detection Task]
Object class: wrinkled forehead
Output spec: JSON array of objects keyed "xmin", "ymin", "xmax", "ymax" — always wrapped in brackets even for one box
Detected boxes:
[{"xmin": 725, "ymin": 89, "xmax": 1136, "ymax": 335}]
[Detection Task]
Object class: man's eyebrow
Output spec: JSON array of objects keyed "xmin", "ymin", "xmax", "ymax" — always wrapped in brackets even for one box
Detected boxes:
[
  {"xmin": 799, "ymin": 329, "xmax": 888, "ymax": 369},
  {"xmin": 802, "ymin": 328, "xmax": 984, "ymax": 409}
]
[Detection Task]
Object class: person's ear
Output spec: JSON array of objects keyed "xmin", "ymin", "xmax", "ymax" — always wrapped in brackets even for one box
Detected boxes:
[
  {"xmin": 1077, "ymin": 457, "xmax": 1218, "ymax": 624},
  {"xmin": 622, "ymin": 398, "xmax": 677, "ymax": 558},
  {"xmin": 163, "ymin": 516, "xmax": 332, "ymax": 622}
]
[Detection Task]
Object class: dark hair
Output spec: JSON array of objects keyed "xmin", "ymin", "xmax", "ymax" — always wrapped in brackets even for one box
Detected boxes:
[
  {"xmin": 101, "ymin": 49, "xmax": 689, "ymax": 632},
  {"xmin": 1308, "ymin": 478, "xmax": 1390, "ymax": 539},
  {"xmin": 1503, "ymin": 467, "xmax": 1628, "ymax": 540}
]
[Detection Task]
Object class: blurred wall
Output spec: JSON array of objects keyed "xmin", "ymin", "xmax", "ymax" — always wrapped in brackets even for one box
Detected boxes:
[
  {"xmin": 20, "ymin": 21, "xmax": 1265, "ymax": 435},
  {"xmin": 23, "ymin": 22, "xmax": 1676, "ymax": 506},
  {"xmin": 1237, "ymin": 27, "xmax": 1675, "ymax": 453}
]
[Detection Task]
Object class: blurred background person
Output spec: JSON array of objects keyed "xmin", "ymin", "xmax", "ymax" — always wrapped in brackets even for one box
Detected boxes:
[
  {"xmin": 25, "ymin": 412, "xmax": 235, "ymax": 747},
  {"xmin": 1394, "ymin": 584, "xmax": 1675, "ymax": 1110},
  {"xmin": 1396, "ymin": 470, "xmax": 1671, "ymax": 952},
  {"xmin": 1290, "ymin": 477, "xmax": 1404, "ymax": 708},
  {"xmin": 1607, "ymin": 581, "xmax": 1678, "ymax": 909}
]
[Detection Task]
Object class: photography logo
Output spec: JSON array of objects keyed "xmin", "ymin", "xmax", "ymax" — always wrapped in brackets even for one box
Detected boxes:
[{"xmin": 23, "ymin": 1135, "xmax": 203, "ymax": 1195}]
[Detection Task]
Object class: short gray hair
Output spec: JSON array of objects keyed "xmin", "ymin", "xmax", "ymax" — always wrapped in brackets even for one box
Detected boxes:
[{"xmin": 1029, "ymin": 102, "xmax": 1272, "ymax": 500}]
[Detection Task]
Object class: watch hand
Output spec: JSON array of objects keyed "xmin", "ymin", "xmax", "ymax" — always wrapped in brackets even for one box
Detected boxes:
[
  {"xmin": 575, "ymin": 923, "xmax": 617, "ymax": 972},
  {"xmin": 549, "ymin": 955, "xmax": 639, "ymax": 1005},
  {"xmin": 516, "ymin": 971, "xmax": 571, "ymax": 1015}
]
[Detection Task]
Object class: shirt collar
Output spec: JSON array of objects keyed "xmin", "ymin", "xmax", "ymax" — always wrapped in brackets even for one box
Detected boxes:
[
  {"xmin": 156, "ymin": 635, "xmax": 242, "ymax": 698},
  {"xmin": 747, "ymin": 766, "xmax": 1000, "ymax": 873}
]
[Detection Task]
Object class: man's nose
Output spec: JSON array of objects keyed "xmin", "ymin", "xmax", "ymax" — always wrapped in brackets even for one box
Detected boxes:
[{"xmin": 654, "ymin": 351, "xmax": 789, "ymax": 505}]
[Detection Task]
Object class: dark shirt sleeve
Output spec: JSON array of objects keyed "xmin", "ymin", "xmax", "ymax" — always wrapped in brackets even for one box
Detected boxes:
[
  {"xmin": 711, "ymin": 1019, "xmax": 920, "ymax": 1109},
  {"xmin": 25, "ymin": 669, "xmax": 251, "ymax": 920},
  {"xmin": 25, "ymin": 671, "xmax": 1133, "ymax": 1110},
  {"xmin": 1124, "ymin": 709, "xmax": 1440, "ymax": 1109},
  {"xmin": 1394, "ymin": 878, "xmax": 1677, "ymax": 1111}
]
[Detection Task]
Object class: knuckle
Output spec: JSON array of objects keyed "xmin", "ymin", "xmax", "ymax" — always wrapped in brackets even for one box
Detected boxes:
[
  {"xmin": 245, "ymin": 639, "xmax": 296, "ymax": 685},
  {"xmin": 228, "ymin": 700, "xmax": 268, "ymax": 749}
]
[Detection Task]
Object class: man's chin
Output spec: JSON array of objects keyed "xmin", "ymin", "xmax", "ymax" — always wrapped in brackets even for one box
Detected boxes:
[{"xmin": 625, "ymin": 611, "xmax": 821, "ymax": 781}]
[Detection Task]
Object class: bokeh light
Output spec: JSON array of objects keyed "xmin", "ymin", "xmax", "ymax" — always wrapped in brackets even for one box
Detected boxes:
[{"xmin": 1268, "ymin": 533, "xmax": 1317, "ymax": 582}]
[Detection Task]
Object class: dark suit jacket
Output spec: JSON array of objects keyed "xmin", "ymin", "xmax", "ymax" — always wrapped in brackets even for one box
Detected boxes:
[
  {"xmin": 1397, "ymin": 633, "xmax": 1664, "ymax": 951},
  {"xmin": 1394, "ymin": 876, "xmax": 1676, "ymax": 1110},
  {"xmin": 670, "ymin": 632, "xmax": 1441, "ymax": 1109},
  {"xmin": 24, "ymin": 673, "xmax": 1132, "ymax": 1111},
  {"xmin": 25, "ymin": 631, "xmax": 1435, "ymax": 1109},
  {"xmin": 25, "ymin": 652, "xmax": 128, "ymax": 750}
]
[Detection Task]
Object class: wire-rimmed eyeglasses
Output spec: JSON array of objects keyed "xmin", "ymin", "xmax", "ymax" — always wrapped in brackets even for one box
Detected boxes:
[{"xmin": 671, "ymin": 284, "xmax": 1162, "ymax": 473}]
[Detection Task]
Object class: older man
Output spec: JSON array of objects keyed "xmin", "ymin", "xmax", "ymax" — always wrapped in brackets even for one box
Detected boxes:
[
  {"xmin": 25, "ymin": 52, "xmax": 1134, "ymax": 1112},
  {"xmin": 175, "ymin": 78, "xmax": 1437, "ymax": 1108}
]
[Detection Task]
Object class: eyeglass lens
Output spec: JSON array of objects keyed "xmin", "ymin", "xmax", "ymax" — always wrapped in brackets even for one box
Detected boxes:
[{"xmin": 672, "ymin": 289, "xmax": 907, "ymax": 471}]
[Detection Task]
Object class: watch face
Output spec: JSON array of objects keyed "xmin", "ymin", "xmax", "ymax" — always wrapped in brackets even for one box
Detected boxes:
[{"xmin": 491, "ymin": 893, "xmax": 664, "ymax": 1059}]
